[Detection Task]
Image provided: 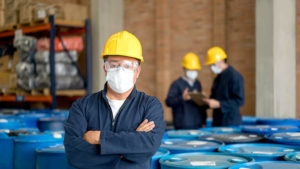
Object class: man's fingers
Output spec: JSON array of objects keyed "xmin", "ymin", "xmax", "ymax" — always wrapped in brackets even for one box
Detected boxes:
[
  {"xmin": 137, "ymin": 121, "xmax": 155, "ymax": 132},
  {"xmin": 142, "ymin": 121, "xmax": 154, "ymax": 129},
  {"xmin": 144, "ymin": 123, "xmax": 155, "ymax": 132}
]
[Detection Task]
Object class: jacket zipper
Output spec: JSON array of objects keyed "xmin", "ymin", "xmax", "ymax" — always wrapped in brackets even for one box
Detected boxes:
[{"xmin": 104, "ymin": 96, "xmax": 130, "ymax": 131}]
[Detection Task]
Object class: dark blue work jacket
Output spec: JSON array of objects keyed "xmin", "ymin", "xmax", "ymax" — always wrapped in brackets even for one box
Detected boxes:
[
  {"xmin": 64, "ymin": 85, "xmax": 165, "ymax": 169},
  {"xmin": 211, "ymin": 66, "xmax": 245, "ymax": 126},
  {"xmin": 165, "ymin": 77, "xmax": 207, "ymax": 129}
]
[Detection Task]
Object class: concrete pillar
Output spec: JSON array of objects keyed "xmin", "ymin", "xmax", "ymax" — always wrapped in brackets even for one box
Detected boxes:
[
  {"xmin": 91, "ymin": 0, "xmax": 123, "ymax": 92},
  {"xmin": 256, "ymin": 0, "xmax": 296, "ymax": 118},
  {"xmin": 155, "ymin": 0, "xmax": 172, "ymax": 121}
]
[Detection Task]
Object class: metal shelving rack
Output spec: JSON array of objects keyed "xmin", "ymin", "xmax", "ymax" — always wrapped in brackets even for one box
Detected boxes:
[{"xmin": 0, "ymin": 15, "xmax": 92, "ymax": 109}]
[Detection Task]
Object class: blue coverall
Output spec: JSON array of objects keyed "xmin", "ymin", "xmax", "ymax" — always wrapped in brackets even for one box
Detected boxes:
[
  {"xmin": 210, "ymin": 66, "xmax": 245, "ymax": 126},
  {"xmin": 64, "ymin": 85, "xmax": 165, "ymax": 169},
  {"xmin": 165, "ymin": 77, "xmax": 207, "ymax": 129}
]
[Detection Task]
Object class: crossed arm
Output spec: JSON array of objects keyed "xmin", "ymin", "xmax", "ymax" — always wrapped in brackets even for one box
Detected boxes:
[{"xmin": 83, "ymin": 119, "xmax": 156, "ymax": 145}]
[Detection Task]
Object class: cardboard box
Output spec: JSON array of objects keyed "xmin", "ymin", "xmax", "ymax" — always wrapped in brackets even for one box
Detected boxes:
[
  {"xmin": 4, "ymin": 9, "xmax": 18, "ymax": 25},
  {"xmin": 0, "ymin": 0, "xmax": 4, "ymax": 9},
  {"xmin": 0, "ymin": 53, "xmax": 19, "ymax": 72},
  {"xmin": 56, "ymin": 3, "xmax": 87, "ymax": 22},
  {"xmin": 0, "ymin": 9, "xmax": 4, "ymax": 26},
  {"xmin": 0, "ymin": 55, "xmax": 10, "ymax": 71},
  {"xmin": 0, "ymin": 72, "xmax": 17, "ymax": 88}
]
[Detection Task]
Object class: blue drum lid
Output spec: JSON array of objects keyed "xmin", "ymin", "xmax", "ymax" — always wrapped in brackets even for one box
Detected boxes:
[
  {"xmin": 161, "ymin": 139, "xmax": 223, "ymax": 150},
  {"xmin": 257, "ymin": 118, "xmax": 300, "ymax": 126},
  {"xmin": 17, "ymin": 113, "xmax": 50, "ymax": 119},
  {"xmin": 284, "ymin": 152, "xmax": 300, "ymax": 162},
  {"xmin": 242, "ymin": 125, "xmax": 300, "ymax": 134},
  {"xmin": 14, "ymin": 132, "xmax": 63, "ymax": 142},
  {"xmin": 38, "ymin": 118, "xmax": 66, "ymax": 122},
  {"xmin": 267, "ymin": 132, "xmax": 300, "ymax": 145},
  {"xmin": 228, "ymin": 161, "xmax": 300, "ymax": 169},
  {"xmin": 199, "ymin": 127, "xmax": 241, "ymax": 134},
  {"xmin": 160, "ymin": 152, "xmax": 254, "ymax": 168},
  {"xmin": 218, "ymin": 143, "xmax": 300, "ymax": 157},
  {"xmin": 36, "ymin": 144, "xmax": 65, "ymax": 154},
  {"xmin": 167, "ymin": 130, "xmax": 211, "ymax": 138},
  {"xmin": 153, "ymin": 148, "xmax": 170, "ymax": 159},
  {"xmin": 0, "ymin": 118, "xmax": 23, "ymax": 129},
  {"xmin": 7, "ymin": 128, "xmax": 40, "ymax": 136},
  {"xmin": 242, "ymin": 116, "xmax": 257, "ymax": 125},
  {"xmin": 200, "ymin": 133, "xmax": 264, "ymax": 144}
]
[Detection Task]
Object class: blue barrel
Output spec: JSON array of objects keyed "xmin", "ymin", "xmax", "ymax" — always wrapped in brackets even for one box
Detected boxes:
[
  {"xmin": 0, "ymin": 132, "xmax": 14, "ymax": 169},
  {"xmin": 51, "ymin": 109, "xmax": 69, "ymax": 118},
  {"xmin": 36, "ymin": 145, "xmax": 76, "ymax": 169},
  {"xmin": 228, "ymin": 161, "xmax": 300, "ymax": 169},
  {"xmin": 199, "ymin": 133, "xmax": 264, "ymax": 144},
  {"xmin": 284, "ymin": 152, "xmax": 300, "ymax": 162},
  {"xmin": 17, "ymin": 113, "xmax": 50, "ymax": 128},
  {"xmin": 159, "ymin": 152, "xmax": 254, "ymax": 169},
  {"xmin": 14, "ymin": 133, "xmax": 64, "ymax": 169},
  {"xmin": 266, "ymin": 132, "xmax": 300, "ymax": 146},
  {"xmin": 257, "ymin": 117, "xmax": 300, "ymax": 126},
  {"xmin": 206, "ymin": 118, "xmax": 212, "ymax": 127},
  {"xmin": 218, "ymin": 143, "xmax": 300, "ymax": 161},
  {"xmin": 161, "ymin": 139, "xmax": 223, "ymax": 154},
  {"xmin": 38, "ymin": 118, "xmax": 66, "ymax": 132},
  {"xmin": 0, "ymin": 118, "xmax": 23, "ymax": 129},
  {"xmin": 0, "ymin": 128, "xmax": 40, "ymax": 169},
  {"xmin": 151, "ymin": 148, "xmax": 170, "ymax": 169},
  {"xmin": 166, "ymin": 130, "xmax": 211, "ymax": 140},
  {"xmin": 242, "ymin": 116, "xmax": 257, "ymax": 125},
  {"xmin": 199, "ymin": 127, "xmax": 241, "ymax": 134},
  {"xmin": 241, "ymin": 125, "xmax": 300, "ymax": 135}
]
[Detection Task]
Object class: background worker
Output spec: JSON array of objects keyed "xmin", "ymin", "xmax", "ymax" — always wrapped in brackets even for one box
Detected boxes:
[
  {"xmin": 203, "ymin": 46, "xmax": 245, "ymax": 126},
  {"xmin": 64, "ymin": 31, "xmax": 165, "ymax": 169},
  {"xmin": 166, "ymin": 52, "xmax": 207, "ymax": 129}
]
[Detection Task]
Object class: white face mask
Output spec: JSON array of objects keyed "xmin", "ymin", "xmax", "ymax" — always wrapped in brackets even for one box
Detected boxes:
[
  {"xmin": 106, "ymin": 67, "xmax": 135, "ymax": 93},
  {"xmin": 211, "ymin": 64, "xmax": 222, "ymax": 74},
  {"xmin": 186, "ymin": 70, "xmax": 198, "ymax": 80}
]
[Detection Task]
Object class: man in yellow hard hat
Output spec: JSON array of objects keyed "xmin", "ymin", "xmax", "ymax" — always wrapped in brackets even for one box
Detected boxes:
[
  {"xmin": 203, "ymin": 46, "xmax": 244, "ymax": 126},
  {"xmin": 166, "ymin": 52, "xmax": 207, "ymax": 129},
  {"xmin": 64, "ymin": 31, "xmax": 165, "ymax": 169}
]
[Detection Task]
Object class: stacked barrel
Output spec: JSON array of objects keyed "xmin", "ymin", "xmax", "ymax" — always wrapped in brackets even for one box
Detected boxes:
[{"xmin": 152, "ymin": 116, "xmax": 300, "ymax": 169}]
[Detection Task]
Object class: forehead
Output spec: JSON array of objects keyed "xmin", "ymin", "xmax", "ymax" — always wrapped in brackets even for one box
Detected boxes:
[{"xmin": 106, "ymin": 55, "xmax": 138, "ymax": 62}]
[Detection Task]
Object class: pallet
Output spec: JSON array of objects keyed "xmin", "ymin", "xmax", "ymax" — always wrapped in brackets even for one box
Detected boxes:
[
  {"xmin": 0, "ymin": 24, "xmax": 17, "ymax": 32},
  {"xmin": 30, "ymin": 88, "xmax": 50, "ymax": 96},
  {"xmin": 17, "ymin": 18, "xmax": 48, "ymax": 29}
]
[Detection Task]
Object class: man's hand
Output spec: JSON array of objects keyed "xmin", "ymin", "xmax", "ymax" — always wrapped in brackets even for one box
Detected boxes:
[
  {"xmin": 203, "ymin": 98, "xmax": 220, "ymax": 109},
  {"xmin": 183, "ymin": 88, "xmax": 191, "ymax": 101},
  {"xmin": 136, "ymin": 119, "xmax": 155, "ymax": 132},
  {"xmin": 83, "ymin": 131, "xmax": 101, "ymax": 144}
]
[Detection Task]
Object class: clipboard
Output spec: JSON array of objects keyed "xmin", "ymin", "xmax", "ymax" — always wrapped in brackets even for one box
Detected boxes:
[{"xmin": 189, "ymin": 92, "xmax": 207, "ymax": 106}]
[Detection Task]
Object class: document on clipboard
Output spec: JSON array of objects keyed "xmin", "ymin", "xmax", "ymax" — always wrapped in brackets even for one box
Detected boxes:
[{"xmin": 189, "ymin": 92, "xmax": 207, "ymax": 106}]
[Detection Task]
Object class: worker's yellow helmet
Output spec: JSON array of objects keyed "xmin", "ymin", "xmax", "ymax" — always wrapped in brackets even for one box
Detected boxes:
[
  {"xmin": 101, "ymin": 31, "xmax": 144, "ymax": 62},
  {"xmin": 206, "ymin": 46, "xmax": 227, "ymax": 65},
  {"xmin": 182, "ymin": 52, "xmax": 201, "ymax": 70}
]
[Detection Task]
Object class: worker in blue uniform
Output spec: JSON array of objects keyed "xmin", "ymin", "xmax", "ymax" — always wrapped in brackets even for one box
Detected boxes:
[
  {"xmin": 165, "ymin": 52, "xmax": 207, "ymax": 129},
  {"xmin": 203, "ymin": 47, "xmax": 245, "ymax": 126},
  {"xmin": 64, "ymin": 31, "xmax": 165, "ymax": 169}
]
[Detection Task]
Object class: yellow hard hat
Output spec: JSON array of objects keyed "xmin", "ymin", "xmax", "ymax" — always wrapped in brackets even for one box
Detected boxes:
[
  {"xmin": 206, "ymin": 46, "xmax": 227, "ymax": 65},
  {"xmin": 182, "ymin": 52, "xmax": 201, "ymax": 70},
  {"xmin": 101, "ymin": 30, "xmax": 144, "ymax": 62}
]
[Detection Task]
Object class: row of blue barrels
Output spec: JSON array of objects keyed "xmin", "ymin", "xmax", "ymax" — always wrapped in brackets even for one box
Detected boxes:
[
  {"xmin": 153, "ymin": 140, "xmax": 300, "ymax": 169},
  {"xmin": 206, "ymin": 116, "xmax": 300, "ymax": 127},
  {"xmin": 0, "ymin": 109, "xmax": 69, "ymax": 131},
  {"xmin": 0, "ymin": 129, "xmax": 73, "ymax": 169},
  {"xmin": 151, "ymin": 127, "xmax": 300, "ymax": 169}
]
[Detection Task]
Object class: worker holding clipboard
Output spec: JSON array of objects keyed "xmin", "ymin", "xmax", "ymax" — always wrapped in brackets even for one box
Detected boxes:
[{"xmin": 165, "ymin": 53, "xmax": 207, "ymax": 129}]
